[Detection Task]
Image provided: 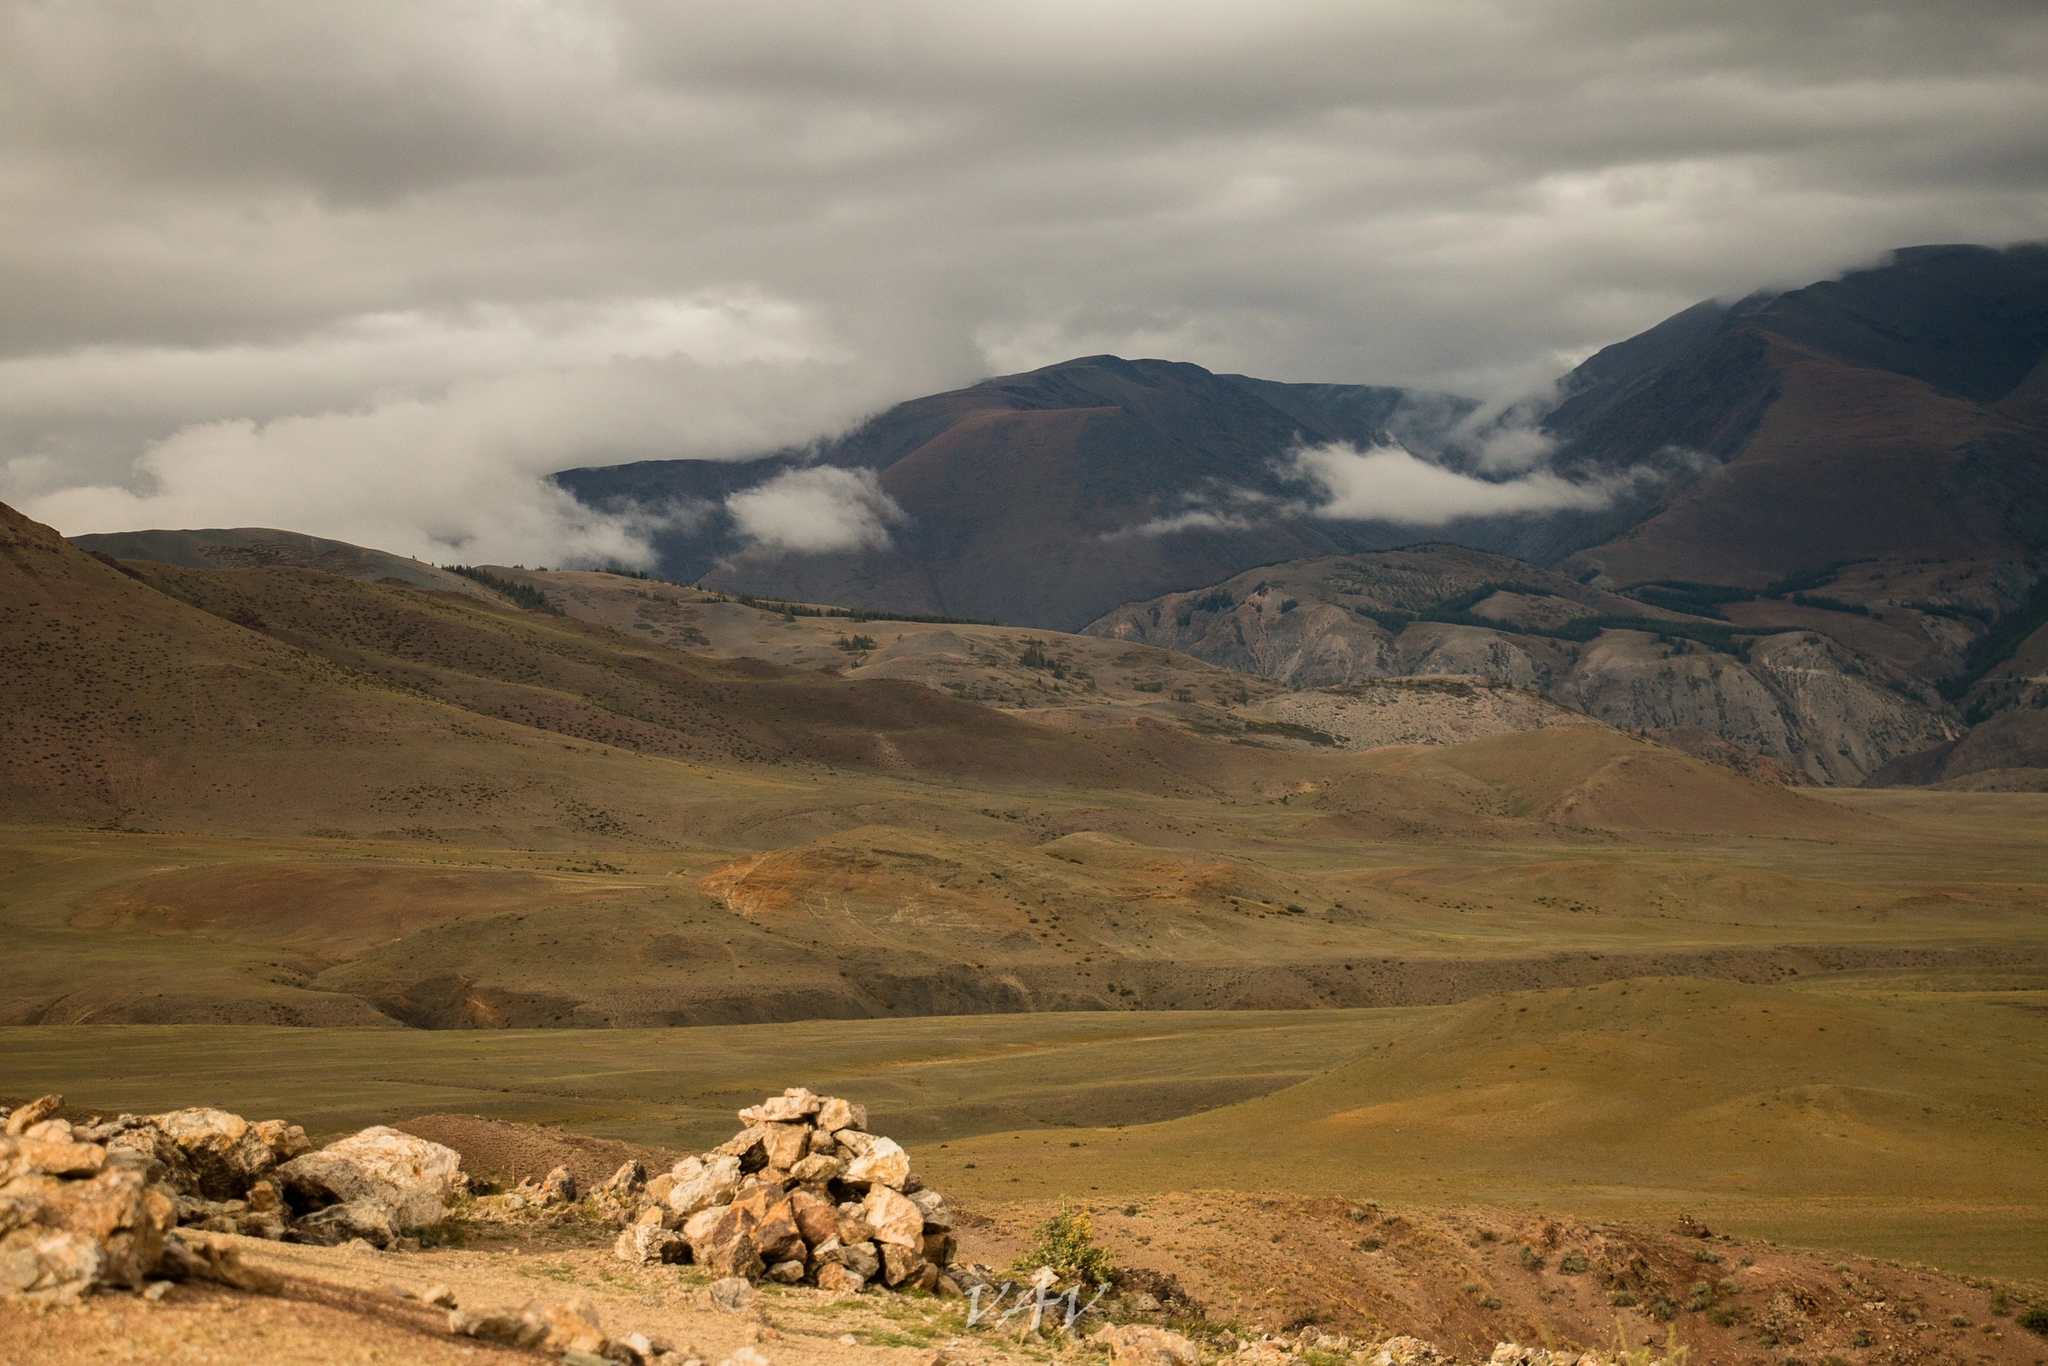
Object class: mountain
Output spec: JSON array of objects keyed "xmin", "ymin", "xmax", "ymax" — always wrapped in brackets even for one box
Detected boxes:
[
  {"xmin": 556, "ymin": 356, "xmax": 1482, "ymax": 630},
  {"xmin": 1552, "ymin": 243, "xmax": 2048, "ymax": 588}
]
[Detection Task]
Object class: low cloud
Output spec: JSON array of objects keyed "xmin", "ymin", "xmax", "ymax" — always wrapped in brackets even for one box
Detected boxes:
[
  {"xmin": 1287, "ymin": 441, "xmax": 1621, "ymax": 524},
  {"xmin": 12, "ymin": 292, "xmax": 911, "ymax": 565},
  {"xmin": 725, "ymin": 466, "xmax": 905, "ymax": 554}
]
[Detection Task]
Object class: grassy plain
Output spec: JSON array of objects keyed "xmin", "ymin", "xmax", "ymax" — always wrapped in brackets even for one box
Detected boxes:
[{"xmin": 6, "ymin": 969, "xmax": 2044, "ymax": 1281}]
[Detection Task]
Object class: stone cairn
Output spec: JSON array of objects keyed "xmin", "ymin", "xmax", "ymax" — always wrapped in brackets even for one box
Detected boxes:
[
  {"xmin": 1, "ymin": 1093, "xmax": 465, "ymax": 1304},
  {"xmin": 612, "ymin": 1087, "xmax": 959, "ymax": 1295}
]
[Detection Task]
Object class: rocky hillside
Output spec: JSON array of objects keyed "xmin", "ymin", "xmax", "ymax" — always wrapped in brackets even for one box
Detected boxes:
[{"xmin": 1083, "ymin": 546, "xmax": 1959, "ymax": 785}]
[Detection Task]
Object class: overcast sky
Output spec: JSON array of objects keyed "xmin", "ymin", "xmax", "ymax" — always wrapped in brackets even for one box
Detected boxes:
[{"xmin": 6, "ymin": 0, "xmax": 2046, "ymax": 564}]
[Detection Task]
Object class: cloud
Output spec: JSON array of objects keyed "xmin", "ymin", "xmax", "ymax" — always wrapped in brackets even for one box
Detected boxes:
[
  {"xmin": 725, "ymin": 466, "xmax": 905, "ymax": 553},
  {"xmin": 1287, "ymin": 441, "xmax": 1622, "ymax": 524},
  {"xmin": 2, "ymin": 0, "xmax": 2045, "ymax": 559}
]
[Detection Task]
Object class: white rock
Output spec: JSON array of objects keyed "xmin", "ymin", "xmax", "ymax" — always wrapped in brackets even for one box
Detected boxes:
[{"xmin": 273, "ymin": 1126, "xmax": 463, "ymax": 1232}]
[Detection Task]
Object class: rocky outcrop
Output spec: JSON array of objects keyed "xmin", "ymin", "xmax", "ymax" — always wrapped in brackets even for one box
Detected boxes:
[
  {"xmin": 609, "ymin": 1088, "xmax": 957, "ymax": 1296},
  {"xmin": 0, "ymin": 1095, "xmax": 279, "ymax": 1304}
]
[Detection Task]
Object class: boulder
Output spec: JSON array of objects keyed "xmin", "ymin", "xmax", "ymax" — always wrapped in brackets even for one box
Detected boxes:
[
  {"xmin": 832, "ymin": 1239, "xmax": 880, "ymax": 1281},
  {"xmin": 155, "ymin": 1229, "xmax": 283, "ymax": 1294},
  {"xmin": 789, "ymin": 1152, "xmax": 844, "ymax": 1184},
  {"xmin": 540, "ymin": 1297, "xmax": 609, "ymax": 1356},
  {"xmin": 0, "ymin": 1136, "xmax": 105, "ymax": 1182},
  {"xmin": 878, "ymin": 1242, "xmax": 925, "ymax": 1287},
  {"xmin": 707, "ymin": 1275, "xmax": 759, "ymax": 1314},
  {"xmin": 787, "ymin": 1187, "xmax": 838, "ymax": 1246},
  {"xmin": 668, "ymin": 1155, "xmax": 743, "ymax": 1216},
  {"xmin": 615, "ymin": 1222, "xmax": 687, "ymax": 1265},
  {"xmin": 759, "ymin": 1123, "xmax": 810, "ymax": 1171},
  {"xmin": 862, "ymin": 1187, "xmax": 925, "ymax": 1249},
  {"xmin": 292, "ymin": 1200, "xmax": 396, "ymax": 1249},
  {"xmin": 148, "ymin": 1109, "xmax": 299, "ymax": 1201},
  {"xmin": 714, "ymin": 1127, "xmax": 769, "ymax": 1171},
  {"xmin": 814, "ymin": 1262, "xmax": 865, "ymax": 1293},
  {"xmin": 739, "ymin": 1088, "xmax": 821, "ymax": 1124},
  {"xmin": 1370, "ymin": 1336, "xmax": 1452, "ymax": 1365},
  {"xmin": 908, "ymin": 1188, "xmax": 954, "ymax": 1231},
  {"xmin": 449, "ymin": 1305, "xmax": 550, "ymax": 1348},
  {"xmin": 765, "ymin": 1258, "xmax": 805, "ymax": 1284},
  {"xmin": 752, "ymin": 1195, "xmax": 805, "ymax": 1265},
  {"xmin": 922, "ymin": 1231, "xmax": 956, "ymax": 1268},
  {"xmin": 603, "ymin": 1160, "xmax": 645, "ymax": 1195},
  {"xmin": 3, "ymin": 1095, "xmax": 62, "ymax": 1138},
  {"xmin": 1096, "ymin": 1325, "xmax": 1200, "ymax": 1366},
  {"xmin": 522, "ymin": 1166, "xmax": 575, "ymax": 1206},
  {"xmin": 645, "ymin": 1172, "xmax": 679, "ymax": 1207},
  {"xmin": 815, "ymin": 1097, "xmax": 866, "ymax": 1133},
  {"xmin": 274, "ymin": 1126, "xmax": 463, "ymax": 1231},
  {"xmin": 845, "ymin": 1136, "xmax": 909, "ymax": 1190}
]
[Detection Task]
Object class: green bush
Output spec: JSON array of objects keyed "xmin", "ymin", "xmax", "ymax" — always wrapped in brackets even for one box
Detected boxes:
[
  {"xmin": 1850, "ymin": 1330, "xmax": 1871, "ymax": 1348},
  {"xmin": 1559, "ymin": 1253, "xmax": 1588, "ymax": 1274},
  {"xmin": 2017, "ymin": 1305, "xmax": 2048, "ymax": 1335},
  {"xmin": 1517, "ymin": 1244, "xmax": 1543, "ymax": 1271},
  {"xmin": 1609, "ymin": 1290, "xmax": 1638, "ymax": 1307},
  {"xmin": 1011, "ymin": 1199, "xmax": 1114, "ymax": 1285}
]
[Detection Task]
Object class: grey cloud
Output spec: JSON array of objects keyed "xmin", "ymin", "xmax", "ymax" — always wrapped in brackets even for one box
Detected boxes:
[{"xmin": 1, "ymin": 0, "xmax": 2043, "ymax": 562}]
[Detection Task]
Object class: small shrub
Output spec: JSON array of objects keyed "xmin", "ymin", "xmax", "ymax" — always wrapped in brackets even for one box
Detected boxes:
[
  {"xmin": 1687, "ymin": 1282, "xmax": 1714, "ymax": 1312},
  {"xmin": 1850, "ymin": 1330, "xmax": 1871, "ymax": 1348},
  {"xmin": 1949, "ymin": 1314, "xmax": 1969, "ymax": 1327},
  {"xmin": 1478, "ymin": 1229, "xmax": 1497, "ymax": 1242},
  {"xmin": 1693, "ymin": 1247, "xmax": 1721, "ymax": 1263},
  {"xmin": 1717, "ymin": 1278, "xmax": 1739, "ymax": 1294},
  {"xmin": 2015, "ymin": 1305, "xmax": 2048, "ymax": 1335},
  {"xmin": 1517, "ymin": 1244, "xmax": 1542, "ymax": 1271},
  {"xmin": 1479, "ymin": 1296, "xmax": 1502, "ymax": 1310},
  {"xmin": 1011, "ymin": 1199, "xmax": 1114, "ymax": 1285},
  {"xmin": 1648, "ymin": 1295, "xmax": 1679, "ymax": 1321},
  {"xmin": 1711, "ymin": 1309, "xmax": 1737, "ymax": 1327},
  {"xmin": 1609, "ymin": 1290, "xmax": 1638, "ymax": 1307},
  {"xmin": 1560, "ymin": 1253, "xmax": 1588, "ymax": 1274},
  {"xmin": 1988, "ymin": 1289, "xmax": 2010, "ymax": 1315},
  {"xmin": 1462, "ymin": 1282, "xmax": 1481, "ymax": 1295}
]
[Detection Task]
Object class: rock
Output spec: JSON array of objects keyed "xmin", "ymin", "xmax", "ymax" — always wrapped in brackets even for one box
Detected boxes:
[
  {"xmin": 669, "ymin": 1155, "xmax": 743, "ymax": 1217},
  {"xmin": 682, "ymin": 1205, "xmax": 727, "ymax": 1249},
  {"xmin": 862, "ymin": 1187, "xmax": 925, "ymax": 1249},
  {"xmin": 765, "ymin": 1258, "xmax": 805, "ymax": 1283},
  {"xmin": 704, "ymin": 1236, "xmax": 770, "ymax": 1286},
  {"xmin": 292, "ymin": 1199, "xmax": 396, "ymax": 1249},
  {"xmin": 788, "ymin": 1153, "xmax": 844, "ymax": 1184},
  {"xmin": 1098, "ymin": 1325, "xmax": 1200, "ymax": 1366},
  {"xmin": 739, "ymin": 1089, "xmax": 821, "ymax": 1124},
  {"xmin": 1672, "ymin": 1215, "xmax": 1712, "ymax": 1239},
  {"xmin": 835, "ymin": 1208, "xmax": 876, "ymax": 1246},
  {"xmin": 833, "ymin": 1239, "xmax": 881, "ymax": 1281},
  {"xmin": 635, "ymin": 1203, "xmax": 679, "ymax": 1230},
  {"xmin": 36, "ymin": 1167, "xmax": 174, "ymax": 1289},
  {"xmin": 616, "ymin": 1222, "xmax": 687, "ymax": 1265},
  {"xmin": 714, "ymin": 1127, "xmax": 769, "ymax": 1171},
  {"xmin": 3, "ymin": 1095, "xmax": 62, "ymax": 1138},
  {"xmin": 645, "ymin": 1173, "xmax": 679, "ymax": 1207},
  {"xmin": 156, "ymin": 1230, "xmax": 283, "ymax": 1294},
  {"xmin": 717, "ymin": 1349, "xmax": 773, "ymax": 1366},
  {"xmin": 752, "ymin": 1195, "xmax": 805, "ymax": 1265},
  {"xmin": 244, "ymin": 1178, "xmax": 282, "ymax": 1214},
  {"xmin": 933, "ymin": 1274, "xmax": 962, "ymax": 1298},
  {"xmin": 541, "ymin": 1296, "xmax": 608, "ymax": 1355},
  {"xmin": 922, "ymin": 1231, "xmax": 956, "ymax": 1268},
  {"xmin": 524, "ymin": 1165, "xmax": 576, "ymax": 1205},
  {"xmin": 708, "ymin": 1276, "xmax": 759, "ymax": 1314},
  {"xmin": 786, "ymin": 1188, "xmax": 837, "ymax": 1247},
  {"xmin": 879, "ymin": 1242, "xmax": 926, "ymax": 1287},
  {"xmin": 908, "ymin": 1188, "xmax": 954, "ymax": 1231},
  {"xmin": 449, "ymin": 1305, "xmax": 549, "ymax": 1347},
  {"xmin": 758, "ymin": 1123, "xmax": 810, "ymax": 1171},
  {"xmin": 815, "ymin": 1098, "xmax": 866, "ymax": 1133},
  {"xmin": 274, "ymin": 1126, "xmax": 463, "ymax": 1231},
  {"xmin": 148, "ymin": 1109, "xmax": 290, "ymax": 1201},
  {"xmin": 1370, "ymin": 1336, "xmax": 1451, "ymax": 1365},
  {"xmin": 423, "ymin": 1282, "xmax": 457, "ymax": 1307},
  {"xmin": 845, "ymin": 1136, "xmax": 910, "ymax": 1190},
  {"xmin": 0, "ymin": 1136, "xmax": 105, "ymax": 1181},
  {"xmin": 603, "ymin": 1160, "xmax": 646, "ymax": 1195},
  {"xmin": 814, "ymin": 1261, "xmax": 865, "ymax": 1293},
  {"xmin": 22, "ymin": 1120, "xmax": 71, "ymax": 1143}
]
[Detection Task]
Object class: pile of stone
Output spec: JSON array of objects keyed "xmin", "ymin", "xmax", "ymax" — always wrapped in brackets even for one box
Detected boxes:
[
  {"xmin": 613, "ymin": 1087, "xmax": 958, "ymax": 1295},
  {"xmin": 1, "ymin": 1093, "xmax": 467, "ymax": 1303}
]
